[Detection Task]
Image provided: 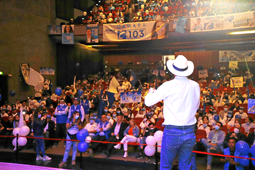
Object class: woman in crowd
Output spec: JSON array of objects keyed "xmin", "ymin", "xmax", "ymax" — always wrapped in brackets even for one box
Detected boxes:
[
  {"xmin": 33, "ymin": 110, "xmax": 51, "ymax": 161},
  {"xmin": 59, "ymin": 111, "xmax": 82, "ymax": 167},
  {"xmin": 114, "ymin": 119, "xmax": 140, "ymax": 158}
]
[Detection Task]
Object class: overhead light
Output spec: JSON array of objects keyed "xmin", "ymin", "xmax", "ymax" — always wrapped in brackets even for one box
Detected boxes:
[
  {"xmin": 229, "ymin": 30, "xmax": 255, "ymax": 35},
  {"xmin": 0, "ymin": 71, "xmax": 3, "ymax": 75}
]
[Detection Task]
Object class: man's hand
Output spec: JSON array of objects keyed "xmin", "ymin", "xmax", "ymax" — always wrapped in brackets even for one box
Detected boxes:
[
  {"xmin": 220, "ymin": 158, "xmax": 226, "ymax": 162},
  {"xmin": 229, "ymin": 159, "xmax": 238, "ymax": 165},
  {"xmin": 210, "ymin": 143, "xmax": 217, "ymax": 146}
]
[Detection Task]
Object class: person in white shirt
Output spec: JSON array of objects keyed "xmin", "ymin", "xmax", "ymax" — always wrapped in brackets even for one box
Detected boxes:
[
  {"xmin": 242, "ymin": 117, "xmax": 255, "ymax": 135},
  {"xmin": 233, "ymin": 107, "xmax": 248, "ymax": 119},
  {"xmin": 117, "ymin": 81, "xmax": 126, "ymax": 95},
  {"xmin": 145, "ymin": 55, "xmax": 200, "ymax": 170},
  {"xmin": 106, "ymin": 112, "xmax": 114, "ymax": 125},
  {"xmin": 108, "ymin": 104, "xmax": 117, "ymax": 113},
  {"xmin": 84, "ymin": 117, "xmax": 98, "ymax": 139},
  {"xmin": 135, "ymin": 109, "xmax": 145, "ymax": 118},
  {"xmin": 198, "ymin": 119, "xmax": 211, "ymax": 138},
  {"xmin": 112, "ymin": 111, "xmax": 118, "ymax": 122}
]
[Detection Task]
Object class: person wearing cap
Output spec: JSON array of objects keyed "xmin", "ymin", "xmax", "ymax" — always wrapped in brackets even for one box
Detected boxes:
[
  {"xmin": 53, "ymin": 99, "xmax": 68, "ymax": 148},
  {"xmin": 135, "ymin": 108, "xmax": 146, "ymax": 118},
  {"xmin": 109, "ymin": 104, "xmax": 117, "ymax": 113},
  {"xmin": 230, "ymin": 101, "xmax": 240, "ymax": 111},
  {"xmin": 44, "ymin": 115, "xmax": 55, "ymax": 149},
  {"xmin": 68, "ymin": 98, "xmax": 85, "ymax": 122},
  {"xmin": 233, "ymin": 107, "xmax": 248, "ymax": 119},
  {"xmin": 144, "ymin": 55, "xmax": 200, "ymax": 170}
]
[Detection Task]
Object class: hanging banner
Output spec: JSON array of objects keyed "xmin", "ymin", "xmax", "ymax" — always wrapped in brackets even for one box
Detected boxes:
[
  {"xmin": 219, "ymin": 50, "xmax": 255, "ymax": 62},
  {"xmin": 20, "ymin": 63, "xmax": 30, "ymax": 84},
  {"xmin": 40, "ymin": 67, "xmax": 55, "ymax": 75},
  {"xmin": 248, "ymin": 99, "xmax": 255, "ymax": 114},
  {"xmin": 198, "ymin": 69, "xmax": 208, "ymax": 78},
  {"xmin": 190, "ymin": 11, "xmax": 255, "ymax": 32},
  {"xmin": 230, "ymin": 77, "xmax": 243, "ymax": 88},
  {"xmin": 86, "ymin": 24, "xmax": 99, "ymax": 43},
  {"xmin": 62, "ymin": 25, "xmax": 74, "ymax": 44},
  {"xmin": 229, "ymin": 61, "xmax": 238, "ymax": 69},
  {"xmin": 120, "ymin": 91, "xmax": 141, "ymax": 103},
  {"xmin": 103, "ymin": 21, "xmax": 168, "ymax": 42}
]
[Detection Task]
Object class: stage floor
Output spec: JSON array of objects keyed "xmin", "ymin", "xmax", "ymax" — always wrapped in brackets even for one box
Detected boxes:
[{"xmin": 0, "ymin": 141, "xmax": 226, "ymax": 170}]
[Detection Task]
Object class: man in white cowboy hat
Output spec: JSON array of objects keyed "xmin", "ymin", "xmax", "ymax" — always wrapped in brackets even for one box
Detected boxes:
[{"xmin": 145, "ymin": 55, "xmax": 200, "ymax": 170}]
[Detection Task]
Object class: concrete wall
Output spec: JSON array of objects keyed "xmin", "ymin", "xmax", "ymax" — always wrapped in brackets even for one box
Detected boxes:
[{"xmin": 0, "ymin": 0, "xmax": 56, "ymax": 102}]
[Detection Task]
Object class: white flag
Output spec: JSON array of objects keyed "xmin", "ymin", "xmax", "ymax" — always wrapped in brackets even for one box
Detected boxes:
[{"xmin": 28, "ymin": 68, "xmax": 44, "ymax": 90}]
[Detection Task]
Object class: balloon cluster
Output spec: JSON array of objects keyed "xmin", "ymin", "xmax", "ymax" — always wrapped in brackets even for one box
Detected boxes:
[
  {"xmin": 10, "ymin": 90, "xmax": 16, "ymax": 97},
  {"xmin": 235, "ymin": 141, "xmax": 250, "ymax": 167},
  {"xmin": 144, "ymin": 130, "xmax": 163, "ymax": 157},
  {"xmin": 12, "ymin": 126, "xmax": 30, "ymax": 147},
  {"xmin": 250, "ymin": 145, "xmax": 255, "ymax": 166},
  {"xmin": 76, "ymin": 129, "xmax": 91, "ymax": 152}
]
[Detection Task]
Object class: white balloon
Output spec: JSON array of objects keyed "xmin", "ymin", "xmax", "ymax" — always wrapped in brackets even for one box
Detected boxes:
[
  {"xmin": 13, "ymin": 127, "xmax": 20, "ymax": 136},
  {"xmin": 144, "ymin": 145, "xmax": 156, "ymax": 156},
  {"xmin": 18, "ymin": 137, "xmax": 27, "ymax": 146},
  {"xmin": 154, "ymin": 130, "xmax": 163, "ymax": 142},
  {"xmin": 146, "ymin": 136, "xmax": 156, "ymax": 146},
  {"xmin": 19, "ymin": 126, "xmax": 30, "ymax": 136},
  {"xmin": 85, "ymin": 136, "xmax": 92, "ymax": 143},
  {"xmin": 12, "ymin": 138, "xmax": 17, "ymax": 146}
]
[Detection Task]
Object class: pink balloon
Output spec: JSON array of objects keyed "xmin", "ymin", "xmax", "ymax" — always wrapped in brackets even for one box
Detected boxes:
[{"xmin": 144, "ymin": 145, "xmax": 156, "ymax": 156}]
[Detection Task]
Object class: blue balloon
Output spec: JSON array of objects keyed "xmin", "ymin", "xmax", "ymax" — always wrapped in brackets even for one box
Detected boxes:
[
  {"xmin": 214, "ymin": 115, "xmax": 219, "ymax": 121},
  {"xmin": 10, "ymin": 91, "xmax": 16, "ymax": 97},
  {"xmin": 251, "ymin": 145, "xmax": 255, "ymax": 156},
  {"xmin": 236, "ymin": 141, "xmax": 250, "ymax": 155},
  {"xmin": 238, "ymin": 155, "xmax": 249, "ymax": 167},
  {"xmin": 78, "ymin": 142, "xmax": 89, "ymax": 152},
  {"xmin": 76, "ymin": 129, "xmax": 89, "ymax": 142},
  {"xmin": 55, "ymin": 87, "xmax": 62, "ymax": 96},
  {"xmin": 0, "ymin": 94, "xmax": 1, "ymax": 100},
  {"xmin": 252, "ymin": 156, "xmax": 255, "ymax": 166},
  {"xmin": 78, "ymin": 89, "xmax": 83, "ymax": 96}
]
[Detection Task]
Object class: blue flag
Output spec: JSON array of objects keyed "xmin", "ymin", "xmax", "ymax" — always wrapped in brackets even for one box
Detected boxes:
[{"xmin": 130, "ymin": 70, "xmax": 138, "ymax": 86}]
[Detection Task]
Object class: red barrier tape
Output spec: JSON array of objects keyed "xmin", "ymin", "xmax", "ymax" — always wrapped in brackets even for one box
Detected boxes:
[{"xmin": 0, "ymin": 135, "xmax": 255, "ymax": 160}]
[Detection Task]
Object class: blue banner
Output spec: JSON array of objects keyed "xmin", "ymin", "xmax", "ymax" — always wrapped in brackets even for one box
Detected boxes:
[
  {"xmin": 62, "ymin": 33, "xmax": 74, "ymax": 44},
  {"xmin": 248, "ymin": 99, "xmax": 255, "ymax": 114},
  {"xmin": 86, "ymin": 24, "xmax": 99, "ymax": 43},
  {"xmin": 120, "ymin": 91, "xmax": 141, "ymax": 104}
]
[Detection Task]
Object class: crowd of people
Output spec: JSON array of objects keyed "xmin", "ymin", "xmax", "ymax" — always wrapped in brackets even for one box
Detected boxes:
[
  {"xmin": 0, "ymin": 67, "xmax": 255, "ymax": 168},
  {"xmin": 71, "ymin": 0, "xmax": 255, "ymax": 24}
]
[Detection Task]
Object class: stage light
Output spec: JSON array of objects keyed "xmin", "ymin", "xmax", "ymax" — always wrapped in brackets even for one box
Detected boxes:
[
  {"xmin": 0, "ymin": 71, "xmax": 3, "ymax": 75},
  {"xmin": 229, "ymin": 30, "xmax": 255, "ymax": 35}
]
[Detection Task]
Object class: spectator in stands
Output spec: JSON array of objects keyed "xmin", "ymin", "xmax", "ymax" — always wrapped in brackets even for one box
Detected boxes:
[
  {"xmin": 109, "ymin": 3, "xmax": 115, "ymax": 11},
  {"xmin": 4, "ymin": 115, "xmax": 14, "ymax": 148},
  {"xmin": 135, "ymin": 108, "xmax": 146, "ymax": 118},
  {"xmin": 63, "ymin": 24, "xmax": 74, "ymax": 33},
  {"xmin": 59, "ymin": 111, "xmax": 82, "ymax": 167},
  {"xmin": 230, "ymin": 101, "xmax": 240, "ymax": 111},
  {"xmin": 68, "ymin": 98, "xmax": 85, "ymax": 122},
  {"xmin": 53, "ymin": 98, "xmax": 68, "ymax": 148},
  {"xmin": 213, "ymin": 95, "xmax": 225, "ymax": 107},
  {"xmin": 246, "ymin": 128, "xmax": 255, "ymax": 146},
  {"xmin": 220, "ymin": 138, "xmax": 244, "ymax": 170},
  {"xmin": 91, "ymin": 115, "xmax": 111, "ymax": 154},
  {"xmin": 44, "ymin": 115, "xmax": 55, "ymax": 149},
  {"xmin": 233, "ymin": 107, "xmax": 248, "ymax": 119},
  {"xmin": 224, "ymin": 122, "xmax": 246, "ymax": 148},
  {"xmin": 106, "ymin": 112, "xmax": 114, "ymax": 125},
  {"xmin": 112, "ymin": 111, "xmax": 117, "ymax": 122},
  {"xmin": 198, "ymin": 117, "xmax": 211, "ymax": 138},
  {"xmin": 33, "ymin": 111, "xmax": 51, "ymax": 161},
  {"xmin": 103, "ymin": 114, "xmax": 128, "ymax": 157},
  {"xmin": 242, "ymin": 117, "xmax": 255, "ymax": 135},
  {"xmin": 137, "ymin": 122, "xmax": 159, "ymax": 161},
  {"xmin": 123, "ymin": 78, "xmax": 132, "ymax": 90},
  {"xmin": 84, "ymin": 116, "xmax": 98, "ymax": 140},
  {"xmin": 219, "ymin": 104, "xmax": 229, "ymax": 121},
  {"xmin": 114, "ymin": 119, "xmax": 139, "ymax": 158},
  {"xmin": 201, "ymin": 122, "xmax": 225, "ymax": 170}
]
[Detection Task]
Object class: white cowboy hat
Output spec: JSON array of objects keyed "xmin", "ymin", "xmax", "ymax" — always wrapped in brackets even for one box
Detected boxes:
[{"xmin": 167, "ymin": 55, "xmax": 194, "ymax": 77}]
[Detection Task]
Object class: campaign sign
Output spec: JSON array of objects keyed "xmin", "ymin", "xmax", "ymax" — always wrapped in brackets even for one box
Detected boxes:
[
  {"xmin": 86, "ymin": 24, "xmax": 99, "ymax": 43},
  {"xmin": 120, "ymin": 91, "xmax": 141, "ymax": 104},
  {"xmin": 248, "ymin": 99, "xmax": 255, "ymax": 114},
  {"xmin": 62, "ymin": 33, "xmax": 74, "ymax": 44}
]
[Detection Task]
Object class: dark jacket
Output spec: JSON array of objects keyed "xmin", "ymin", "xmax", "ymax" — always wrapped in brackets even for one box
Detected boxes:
[
  {"xmin": 224, "ymin": 132, "xmax": 246, "ymax": 144},
  {"xmin": 246, "ymin": 132, "xmax": 255, "ymax": 146},
  {"xmin": 110, "ymin": 121, "xmax": 128, "ymax": 140},
  {"xmin": 33, "ymin": 118, "xmax": 47, "ymax": 136},
  {"xmin": 44, "ymin": 120, "xmax": 55, "ymax": 133}
]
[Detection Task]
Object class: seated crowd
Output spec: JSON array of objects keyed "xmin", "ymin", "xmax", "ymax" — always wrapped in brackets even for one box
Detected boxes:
[
  {"xmin": 0, "ymin": 68, "xmax": 255, "ymax": 168},
  {"xmin": 71, "ymin": 0, "xmax": 255, "ymax": 24}
]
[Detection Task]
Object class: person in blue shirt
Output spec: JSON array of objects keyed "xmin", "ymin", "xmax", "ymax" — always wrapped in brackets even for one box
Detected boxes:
[
  {"xmin": 80, "ymin": 95, "xmax": 91, "ymax": 124},
  {"xmin": 59, "ymin": 111, "xmax": 82, "ymax": 168},
  {"xmin": 68, "ymin": 98, "xmax": 85, "ymax": 122},
  {"xmin": 53, "ymin": 99, "xmax": 68, "ymax": 148},
  {"xmin": 220, "ymin": 137, "xmax": 244, "ymax": 170}
]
